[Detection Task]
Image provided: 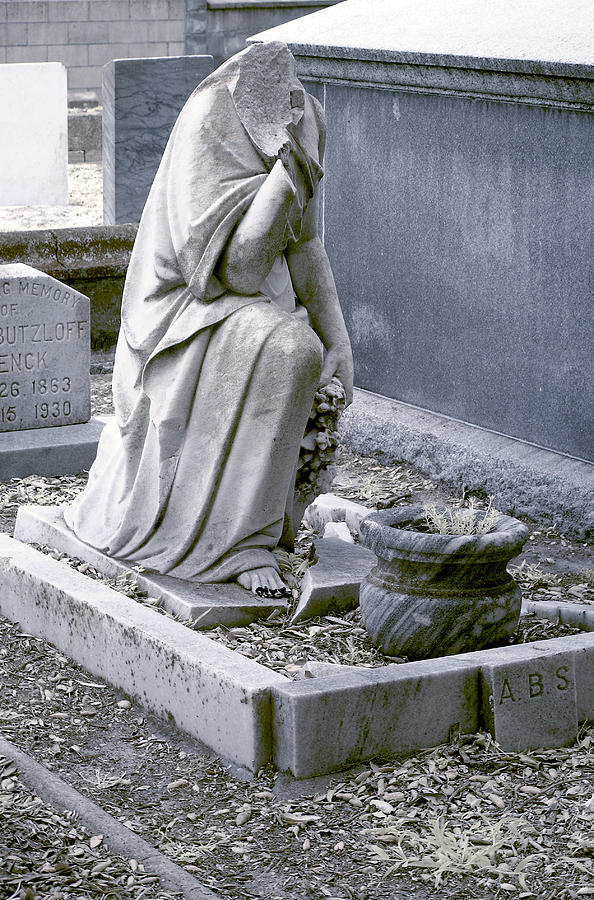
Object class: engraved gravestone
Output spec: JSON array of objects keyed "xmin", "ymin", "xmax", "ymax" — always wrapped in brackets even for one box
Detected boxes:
[
  {"xmin": 0, "ymin": 265, "xmax": 90, "ymax": 432},
  {"xmin": 480, "ymin": 649, "xmax": 578, "ymax": 751}
]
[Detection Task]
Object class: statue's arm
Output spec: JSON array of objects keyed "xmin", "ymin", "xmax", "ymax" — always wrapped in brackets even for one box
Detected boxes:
[
  {"xmin": 286, "ymin": 192, "xmax": 354, "ymax": 405},
  {"xmin": 215, "ymin": 160, "xmax": 296, "ymax": 296}
]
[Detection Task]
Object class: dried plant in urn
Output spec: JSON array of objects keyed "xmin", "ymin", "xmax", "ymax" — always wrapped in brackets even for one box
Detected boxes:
[{"xmin": 358, "ymin": 502, "xmax": 528, "ymax": 661}]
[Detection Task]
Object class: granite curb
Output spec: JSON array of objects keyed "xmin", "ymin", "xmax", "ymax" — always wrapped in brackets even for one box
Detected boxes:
[
  {"xmin": 523, "ymin": 599, "xmax": 594, "ymax": 631},
  {"xmin": 272, "ymin": 633, "xmax": 594, "ymax": 776},
  {"xmin": 0, "ymin": 535, "xmax": 284, "ymax": 772},
  {"xmin": 1, "ymin": 534, "xmax": 592, "ymax": 779},
  {"xmin": 0, "ymin": 734, "xmax": 219, "ymax": 900}
]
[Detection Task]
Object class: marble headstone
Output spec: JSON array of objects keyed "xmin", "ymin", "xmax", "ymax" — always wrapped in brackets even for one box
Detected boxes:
[
  {"xmin": 0, "ymin": 265, "xmax": 90, "ymax": 432},
  {"xmin": 0, "ymin": 63, "xmax": 68, "ymax": 208},
  {"xmin": 102, "ymin": 55, "xmax": 214, "ymax": 224}
]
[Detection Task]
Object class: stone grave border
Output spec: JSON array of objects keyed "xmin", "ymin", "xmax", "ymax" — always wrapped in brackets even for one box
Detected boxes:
[{"xmin": 0, "ymin": 534, "xmax": 592, "ymax": 778}]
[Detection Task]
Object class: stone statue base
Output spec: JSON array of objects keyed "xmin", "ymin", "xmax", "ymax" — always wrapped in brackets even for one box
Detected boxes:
[{"xmin": 14, "ymin": 505, "xmax": 288, "ymax": 628}]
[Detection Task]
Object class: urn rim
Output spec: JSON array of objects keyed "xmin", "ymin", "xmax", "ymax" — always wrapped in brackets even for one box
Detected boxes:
[{"xmin": 359, "ymin": 504, "xmax": 529, "ymax": 563}]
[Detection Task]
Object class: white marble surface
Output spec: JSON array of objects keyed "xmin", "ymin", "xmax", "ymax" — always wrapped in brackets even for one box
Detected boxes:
[
  {"xmin": 0, "ymin": 63, "xmax": 68, "ymax": 207},
  {"xmin": 252, "ymin": 0, "xmax": 594, "ymax": 71}
]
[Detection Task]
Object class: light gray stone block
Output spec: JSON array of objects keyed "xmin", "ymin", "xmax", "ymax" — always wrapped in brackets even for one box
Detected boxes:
[
  {"xmin": 273, "ymin": 657, "xmax": 479, "ymax": 777},
  {"xmin": 523, "ymin": 599, "xmax": 594, "ymax": 632},
  {"xmin": 0, "ymin": 417, "xmax": 106, "ymax": 479},
  {"xmin": 0, "ymin": 535, "xmax": 284, "ymax": 771},
  {"xmin": 0, "ymin": 62, "xmax": 67, "ymax": 206},
  {"xmin": 14, "ymin": 505, "xmax": 289, "ymax": 627},
  {"xmin": 274, "ymin": 633, "xmax": 594, "ymax": 776},
  {"xmin": 48, "ymin": 2, "xmax": 89, "ymax": 23},
  {"xmin": 456, "ymin": 636, "xmax": 594, "ymax": 726},
  {"xmin": 102, "ymin": 54, "xmax": 214, "ymax": 224},
  {"xmin": 290, "ymin": 537, "xmax": 375, "ymax": 624},
  {"xmin": 303, "ymin": 492, "xmax": 375, "ymax": 534},
  {"xmin": 0, "ymin": 265, "xmax": 90, "ymax": 431},
  {"xmin": 322, "ymin": 521, "xmax": 354, "ymax": 543},
  {"xmin": 480, "ymin": 649, "xmax": 578, "ymax": 752}
]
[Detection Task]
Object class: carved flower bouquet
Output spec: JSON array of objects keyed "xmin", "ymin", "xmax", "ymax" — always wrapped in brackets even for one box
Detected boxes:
[{"xmin": 295, "ymin": 376, "xmax": 345, "ymax": 502}]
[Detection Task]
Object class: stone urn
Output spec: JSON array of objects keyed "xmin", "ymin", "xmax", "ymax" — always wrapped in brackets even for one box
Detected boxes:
[{"xmin": 358, "ymin": 505, "xmax": 528, "ymax": 660}]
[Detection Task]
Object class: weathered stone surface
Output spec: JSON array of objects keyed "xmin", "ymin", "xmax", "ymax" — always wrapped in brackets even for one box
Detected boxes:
[
  {"xmin": 359, "ymin": 506, "xmax": 528, "ymax": 660},
  {"xmin": 303, "ymin": 492, "xmax": 374, "ymax": 534},
  {"xmin": 339, "ymin": 390, "xmax": 594, "ymax": 540},
  {"xmin": 273, "ymin": 656, "xmax": 479, "ymax": 777},
  {"xmin": 0, "ymin": 62, "xmax": 68, "ymax": 207},
  {"xmin": 523, "ymin": 599, "xmax": 594, "ymax": 632},
  {"xmin": 0, "ymin": 225, "xmax": 138, "ymax": 349},
  {"xmin": 14, "ymin": 505, "xmax": 289, "ymax": 628},
  {"xmin": 0, "ymin": 535, "xmax": 284, "ymax": 771},
  {"xmin": 0, "ymin": 417, "xmax": 107, "ymax": 479},
  {"xmin": 290, "ymin": 537, "xmax": 375, "ymax": 623},
  {"xmin": 274, "ymin": 634, "xmax": 593, "ymax": 776},
  {"xmin": 103, "ymin": 54, "xmax": 214, "ymax": 224},
  {"xmin": 253, "ymin": 0, "xmax": 593, "ymax": 81},
  {"xmin": 480, "ymin": 648, "xmax": 578, "ymax": 752},
  {"xmin": 322, "ymin": 521, "xmax": 354, "ymax": 543},
  {"xmin": 255, "ymin": 2, "xmax": 594, "ymax": 465},
  {"xmin": 297, "ymin": 660, "xmax": 392, "ymax": 679},
  {"xmin": 0, "ymin": 265, "xmax": 90, "ymax": 432}
]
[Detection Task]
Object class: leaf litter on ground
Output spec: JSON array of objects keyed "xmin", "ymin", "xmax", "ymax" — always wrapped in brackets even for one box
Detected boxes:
[{"xmin": 0, "ymin": 365, "xmax": 593, "ymax": 899}]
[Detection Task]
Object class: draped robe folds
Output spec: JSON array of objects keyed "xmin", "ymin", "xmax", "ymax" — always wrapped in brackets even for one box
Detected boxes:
[{"xmin": 65, "ymin": 44, "xmax": 326, "ymax": 582}]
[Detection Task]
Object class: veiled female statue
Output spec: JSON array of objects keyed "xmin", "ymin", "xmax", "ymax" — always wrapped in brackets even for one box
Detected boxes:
[{"xmin": 65, "ymin": 41, "xmax": 353, "ymax": 595}]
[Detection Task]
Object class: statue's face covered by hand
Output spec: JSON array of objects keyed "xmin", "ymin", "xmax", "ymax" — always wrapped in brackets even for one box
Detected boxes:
[{"xmin": 229, "ymin": 41, "xmax": 307, "ymax": 164}]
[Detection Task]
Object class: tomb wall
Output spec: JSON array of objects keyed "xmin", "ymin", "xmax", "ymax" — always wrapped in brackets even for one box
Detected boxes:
[{"xmin": 252, "ymin": 0, "xmax": 594, "ymax": 462}]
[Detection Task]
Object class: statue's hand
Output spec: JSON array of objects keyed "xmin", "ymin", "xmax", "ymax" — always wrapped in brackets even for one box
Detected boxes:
[{"xmin": 319, "ymin": 343, "xmax": 354, "ymax": 406}]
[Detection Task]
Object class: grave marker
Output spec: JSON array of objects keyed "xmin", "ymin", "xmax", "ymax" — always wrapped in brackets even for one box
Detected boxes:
[
  {"xmin": 0, "ymin": 63, "xmax": 68, "ymax": 207},
  {"xmin": 480, "ymin": 650, "xmax": 578, "ymax": 751},
  {"xmin": 0, "ymin": 265, "xmax": 90, "ymax": 433}
]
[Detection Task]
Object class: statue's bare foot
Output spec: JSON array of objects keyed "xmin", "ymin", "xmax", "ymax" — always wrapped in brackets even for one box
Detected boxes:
[{"xmin": 237, "ymin": 567, "xmax": 285, "ymax": 594}]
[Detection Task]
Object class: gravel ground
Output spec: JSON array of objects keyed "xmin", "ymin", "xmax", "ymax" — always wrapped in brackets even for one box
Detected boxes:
[{"xmin": 0, "ymin": 164, "xmax": 103, "ymax": 232}]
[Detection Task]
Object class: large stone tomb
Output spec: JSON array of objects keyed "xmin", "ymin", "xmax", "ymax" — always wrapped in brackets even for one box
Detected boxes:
[
  {"xmin": 0, "ymin": 62, "xmax": 68, "ymax": 208},
  {"xmin": 0, "ymin": 265, "xmax": 105, "ymax": 479},
  {"xmin": 0, "ymin": 265, "xmax": 90, "ymax": 432},
  {"xmin": 253, "ymin": 0, "xmax": 594, "ymax": 462}
]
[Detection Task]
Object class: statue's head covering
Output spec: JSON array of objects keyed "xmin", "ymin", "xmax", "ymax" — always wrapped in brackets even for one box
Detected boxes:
[{"xmin": 198, "ymin": 41, "xmax": 316, "ymax": 170}]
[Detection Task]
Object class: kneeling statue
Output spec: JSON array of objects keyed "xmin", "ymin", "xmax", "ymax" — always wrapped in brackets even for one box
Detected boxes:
[{"xmin": 65, "ymin": 41, "xmax": 353, "ymax": 595}]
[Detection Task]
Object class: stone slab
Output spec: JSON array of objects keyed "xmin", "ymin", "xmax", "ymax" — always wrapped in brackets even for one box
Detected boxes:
[
  {"xmin": 0, "ymin": 535, "xmax": 285, "ymax": 771},
  {"xmin": 0, "ymin": 265, "xmax": 90, "ymax": 431},
  {"xmin": 273, "ymin": 634, "xmax": 594, "ymax": 776},
  {"xmin": 273, "ymin": 656, "xmax": 479, "ymax": 777},
  {"xmin": 14, "ymin": 504, "xmax": 289, "ymax": 627},
  {"xmin": 0, "ymin": 62, "xmax": 68, "ymax": 207},
  {"xmin": 0, "ymin": 417, "xmax": 107, "ymax": 479},
  {"xmin": 303, "ymin": 492, "xmax": 375, "ymax": 535},
  {"xmin": 253, "ymin": 0, "xmax": 594, "ymax": 76},
  {"xmin": 290, "ymin": 537, "xmax": 376, "ymax": 624},
  {"xmin": 523, "ymin": 599, "xmax": 594, "ymax": 632},
  {"xmin": 103, "ymin": 55, "xmax": 214, "ymax": 224},
  {"xmin": 480, "ymin": 650, "xmax": 577, "ymax": 752}
]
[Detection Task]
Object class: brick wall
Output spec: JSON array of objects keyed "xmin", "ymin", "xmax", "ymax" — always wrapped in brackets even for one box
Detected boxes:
[
  {"xmin": 186, "ymin": 0, "xmax": 341, "ymax": 65},
  {"xmin": 0, "ymin": 0, "xmax": 185, "ymax": 98}
]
